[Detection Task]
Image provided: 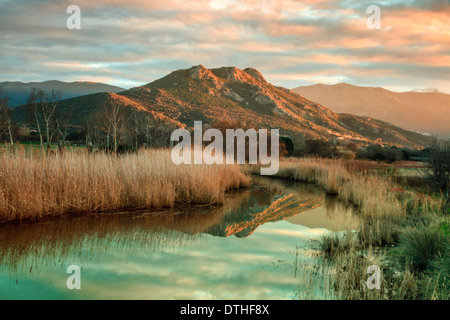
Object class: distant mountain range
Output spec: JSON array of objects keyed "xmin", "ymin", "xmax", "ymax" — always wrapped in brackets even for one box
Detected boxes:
[
  {"xmin": 292, "ymin": 83, "xmax": 450, "ymax": 138},
  {"xmin": 0, "ymin": 81, "xmax": 125, "ymax": 107},
  {"xmin": 12, "ymin": 66, "xmax": 433, "ymax": 149}
]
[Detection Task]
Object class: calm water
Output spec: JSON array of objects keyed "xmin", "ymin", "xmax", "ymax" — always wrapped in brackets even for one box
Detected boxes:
[{"xmin": 0, "ymin": 177, "xmax": 355, "ymax": 300}]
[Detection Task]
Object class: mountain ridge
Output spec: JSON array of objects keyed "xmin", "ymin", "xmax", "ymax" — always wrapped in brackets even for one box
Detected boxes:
[
  {"xmin": 0, "ymin": 80, "xmax": 126, "ymax": 107},
  {"xmin": 13, "ymin": 66, "xmax": 433, "ymax": 149},
  {"xmin": 292, "ymin": 83, "xmax": 450, "ymax": 138}
]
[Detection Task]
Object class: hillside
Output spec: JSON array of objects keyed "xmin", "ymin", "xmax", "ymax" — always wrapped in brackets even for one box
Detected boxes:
[
  {"xmin": 0, "ymin": 81, "xmax": 125, "ymax": 107},
  {"xmin": 14, "ymin": 66, "xmax": 432, "ymax": 149},
  {"xmin": 292, "ymin": 83, "xmax": 450, "ymax": 138}
]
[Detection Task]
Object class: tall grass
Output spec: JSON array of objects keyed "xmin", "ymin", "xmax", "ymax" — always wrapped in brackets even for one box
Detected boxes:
[
  {"xmin": 0, "ymin": 149, "xmax": 250, "ymax": 223},
  {"xmin": 253, "ymin": 157, "xmax": 448, "ymax": 299},
  {"xmin": 312, "ymin": 230, "xmax": 423, "ymax": 300},
  {"xmin": 267, "ymin": 158, "xmax": 408, "ymax": 245}
]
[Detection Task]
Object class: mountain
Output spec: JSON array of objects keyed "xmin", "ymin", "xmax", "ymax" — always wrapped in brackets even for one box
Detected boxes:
[
  {"xmin": 14, "ymin": 66, "xmax": 432, "ymax": 149},
  {"xmin": 0, "ymin": 81, "xmax": 125, "ymax": 107},
  {"xmin": 292, "ymin": 83, "xmax": 450, "ymax": 138}
]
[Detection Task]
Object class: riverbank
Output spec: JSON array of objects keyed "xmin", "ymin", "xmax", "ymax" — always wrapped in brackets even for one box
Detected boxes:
[
  {"xmin": 251, "ymin": 158, "xmax": 449, "ymax": 300},
  {"xmin": 0, "ymin": 177, "xmax": 331, "ymax": 299}
]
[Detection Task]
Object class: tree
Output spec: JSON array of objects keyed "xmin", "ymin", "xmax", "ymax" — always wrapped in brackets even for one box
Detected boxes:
[
  {"xmin": 211, "ymin": 119, "xmax": 258, "ymax": 161},
  {"xmin": 81, "ymin": 117, "xmax": 95, "ymax": 150},
  {"xmin": 306, "ymin": 139, "xmax": 332, "ymax": 157},
  {"xmin": 127, "ymin": 110, "xmax": 175, "ymax": 149},
  {"xmin": 0, "ymin": 89, "xmax": 16, "ymax": 145},
  {"xmin": 27, "ymin": 88, "xmax": 62, "ymax": 149},
  {"xmin": 27, "ymin": 88, "xmax": 44, "ymax": 146},
  {"xmin": 146, "ymin": 117, "xmax": 180, "ymax": 148},
  {"xmin": 366, "ymin": 144, "xmax": 386, "ymax": 161},
  {"xmin": 95, "ymin": 102, "xmax": 130, "ymax": 153},
  {"xmin": 55, "ymin": 105, "xmax": 73, "ymax": 152},
  {"xmin": 385, "ymin": 147, "xmax": 402, "ymax": 163},
  {"xmin": 42, "ymin": 90, "xmax": 62, "ymax": 150},
  {"xmin": 129, "ymin": 109, "xmax": 148, "ymax": 149},
  {"xmin": 291, "ymin": 133, "xmax": 306, "ymax": 156},
  {"xmin": 423, "ymin": 138, "xmax": 450, "ymax": 214},
  {"xmin": 141, "ymin": 112, "xmax": 156, "ymax": 147}
]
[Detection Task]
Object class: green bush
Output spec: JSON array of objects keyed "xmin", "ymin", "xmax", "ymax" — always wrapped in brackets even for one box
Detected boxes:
[{"xmin": 393, "ymin": 225, "xmax": 449, "ymax": 271}]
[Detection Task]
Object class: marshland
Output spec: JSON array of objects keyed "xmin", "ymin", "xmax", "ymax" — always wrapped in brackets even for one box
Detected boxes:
[
  {"xmin": 0, "ymin": 142, "xmax": 448, "ymax": 300},
  {"xmin": 1, "ymin": 0, "xmax": 449, "ymax": 303}
]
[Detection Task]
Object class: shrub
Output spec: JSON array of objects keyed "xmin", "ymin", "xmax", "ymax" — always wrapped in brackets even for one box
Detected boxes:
[{"xmin": 393, "ymin": 225, "xmax": 449, "ymax": 271}]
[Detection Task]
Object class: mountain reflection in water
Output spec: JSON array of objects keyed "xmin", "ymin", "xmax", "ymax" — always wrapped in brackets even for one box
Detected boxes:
[{"xmin": 0, "ymin": 177, "xmax": 353, "ymax": 299}]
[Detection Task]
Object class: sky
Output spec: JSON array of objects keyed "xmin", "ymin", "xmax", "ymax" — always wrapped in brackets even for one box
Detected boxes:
[{"xmin": 0, "ymin": 0, "xmax": 449, "ymax": 92}]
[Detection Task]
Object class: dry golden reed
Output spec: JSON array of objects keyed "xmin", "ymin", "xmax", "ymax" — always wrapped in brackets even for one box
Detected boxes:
[
  {"xmin": 258, "ymin": 157, "xmax": 414, "ymax": 246},
  {"xmin": 272, "ymin": 158, "xmax": 406, "ymax": 219},
  {"xmin": 0, "ymin": 149, "xmax": 250, "ymax": 222}
]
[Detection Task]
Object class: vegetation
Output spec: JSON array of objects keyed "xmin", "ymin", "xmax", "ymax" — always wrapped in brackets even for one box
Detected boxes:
[
  {"xmin": 250, "ymin": 157, "xmax": 449, "ymax": 300},
  {"xmin": 0, "ymin": 148, "xmax": 250, "ymax": 223},
  {"xmin": 292, "ymin": 137, "xmax": 424, "ymax": 163},
  {"xmin": 423, "ymin": 138, "xmax": 450, "ymax": 214},
  {"xmin": 392, "ymin": 225, "xmax": 448, "ymax": 271},
  {"xmin": 0, "ymin": 89, "xmax": 18, "ymax": 145}
]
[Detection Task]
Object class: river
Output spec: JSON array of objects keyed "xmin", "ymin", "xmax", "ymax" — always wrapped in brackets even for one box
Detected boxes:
[{"xmin": 0, "ymin": 177, "xmax": 357, "ymax": 299}]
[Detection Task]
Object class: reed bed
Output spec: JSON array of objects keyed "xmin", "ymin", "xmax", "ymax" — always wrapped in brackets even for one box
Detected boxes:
[
  {"xmin": 252, "ymin": 157, "xmax": 448, "ymax": 299},
  {"xmin": 0, "ymin": 149, "xmax": 250, "ymax": 223},
  {"xmin": 271, "ymin": 158, "xmax": 406, "ymax": 218},
  {"xmin": 271, "ymin": 158, "xmax": 445, "ymax": 246}
]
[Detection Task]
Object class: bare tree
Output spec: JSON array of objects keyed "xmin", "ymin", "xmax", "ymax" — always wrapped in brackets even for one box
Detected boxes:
[
  {"xmin": 142, "ymin": 113, "xmax": 156, "ymax": 147},
  {"xmin": 128, "ymin": 109, "xmax": 173, "ymax": 149},
  {"xmin": 423, "ymin": 137, "xmax": 450, "ymax": 214},
  {"xmin": 0, "ymin": 90, "xmax": 16, "ymax": 145},
  {"xmin": 86, "ymin": 106, "xmax": 178, "ymax": 152},
  {"xmin": 153, "ymin": 120, "xmax": 179, "ymax": 148},
  {"xmin": 27, "ymin": 88, "xmax": 44, "ymax": 147},
  {"xmin": 95, "ymin": 102, "xmax": 130, "ymax": 153},
  {"xmin": 82, "ymin": 117, "xmax": 95, "ymax": 151},
  {"xmin": 142, "ymin": 116, "xmax": 180, "ymax": 148},
  {"xmin": 42, "ymin": 90, "xmax": 62, "ymax": 150},
  {"xmin": 55, "ymin": 105, "xmax": 73, "ymax": 152},
  {"xmin": 129, "ymin": 109, "xmax": 145, "ymax": 149},
  {"xmin": 27, "ymin": 88, "xmax": 61, "ymax": 148}
]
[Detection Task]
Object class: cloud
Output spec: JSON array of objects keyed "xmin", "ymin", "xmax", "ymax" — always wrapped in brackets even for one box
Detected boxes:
[{"xmin": 0, "ymin": 0, "xmax": 448, "ymax": 92}]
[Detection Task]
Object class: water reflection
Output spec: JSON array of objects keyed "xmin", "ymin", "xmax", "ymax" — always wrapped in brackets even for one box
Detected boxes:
[
  {"xmin": 286, "ymin": 194, "xmax": 359, "ymax": 232},
  {"xmin": 0, "ymin": 177, "xmax": 347, "ymax": 300}
]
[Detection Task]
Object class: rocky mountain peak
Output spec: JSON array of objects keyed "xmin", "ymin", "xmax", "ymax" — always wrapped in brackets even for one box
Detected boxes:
[
  {"xmin": 188, "ymin": 65, "xmax": 223, "ymax": 90},
  {"xmin": 243, "ymin": 68, "xmax": 267, "ymax": 84},
  {"xmin": 189, "ymin": 65, "xmax": 214, "ymax": 80}
]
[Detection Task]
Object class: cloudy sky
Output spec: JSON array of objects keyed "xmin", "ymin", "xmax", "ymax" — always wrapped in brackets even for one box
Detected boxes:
[{"xmin": 0, "ymin": 0, "xmax": 449, "ymax": 92}]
